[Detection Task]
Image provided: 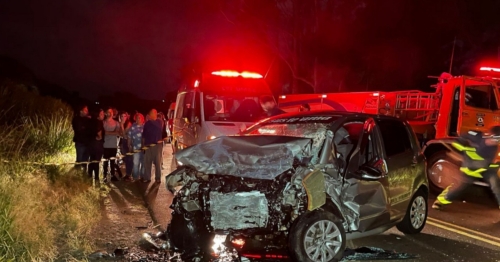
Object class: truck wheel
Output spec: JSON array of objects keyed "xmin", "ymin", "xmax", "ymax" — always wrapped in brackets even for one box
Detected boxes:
[
  {"xmin": 396, "ymin": 189, "xmax": 428, "ymax": 234},
  {"xmin": 427, "ymin": 152, "xmax": 461, "ymax": 193},
  {"xmin": 289, "ymin": 210, "xmax": 346, "ymax": 262}
]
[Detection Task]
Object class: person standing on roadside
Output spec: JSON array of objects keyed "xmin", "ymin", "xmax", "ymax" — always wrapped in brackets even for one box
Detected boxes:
[
  {"xmin": 72, "ymin": 104, "xmax": 91, "ymax": 170},
  {"xmin": 119, "ymin": 111, "xmax": 133, "ymax": 179},
  {"xmin": 260, "ymin": 96, "xmax": 285, "ymax": 117},
  {"xmin": 300, "ymin": 103, "xmax": 311, "ymax": 112},
  {"xmin": 142, "ymin": 109, "xmax": 163, "ymax": 183},
  {"xmin": 103, "ymin": 107, "xmax": 123, "ymax": 181},
  {"xmin": 87, "ymin": 109, "xmax": 105, "ymax": 181},
  {"xmin": 127, "ymin": 113, "xmax": 145, "ymax": 182},
  {"xmin": 158, "ymin": 111, "xmax": 167, "ymax": 170}
]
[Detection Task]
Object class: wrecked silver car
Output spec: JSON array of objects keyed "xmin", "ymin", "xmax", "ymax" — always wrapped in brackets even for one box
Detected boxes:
[{"xmin": 165, "ymin": 111, "xmax": 429, "ymax": 262}]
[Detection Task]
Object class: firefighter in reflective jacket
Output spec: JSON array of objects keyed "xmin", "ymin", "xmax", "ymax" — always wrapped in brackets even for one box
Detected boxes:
[{"xmin": 432, "ymin": 126, "xmax": 500, "ymax": 210}]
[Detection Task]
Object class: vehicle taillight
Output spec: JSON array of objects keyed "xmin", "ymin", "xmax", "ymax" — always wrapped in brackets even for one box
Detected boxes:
[{"xmin": 211, "ymin": 70, "xmax": 263, "ymax": 79}]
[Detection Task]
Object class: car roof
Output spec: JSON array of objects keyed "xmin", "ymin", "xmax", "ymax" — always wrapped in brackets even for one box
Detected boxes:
[{"xmin": 268, "ymin": 110, "xmax": 404, "ymax": 122}]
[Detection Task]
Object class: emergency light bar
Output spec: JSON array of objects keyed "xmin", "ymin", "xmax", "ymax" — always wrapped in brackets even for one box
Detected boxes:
[
  {"xmin": 211, "ymin": 70, "xmax": 263, "ymax": 79},
  {"xmin": 480, "ymin": 67, "xmax": 500, "ymax": 72}
]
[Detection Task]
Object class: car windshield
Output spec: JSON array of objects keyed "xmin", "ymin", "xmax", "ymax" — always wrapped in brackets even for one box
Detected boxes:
[
  {"xmin": 244, "ymin": 115, "xmax": 342, "ymax": 158},
  {"xmin": 203, "ymin": 93, "xmax": 265, "ymax": 122}
]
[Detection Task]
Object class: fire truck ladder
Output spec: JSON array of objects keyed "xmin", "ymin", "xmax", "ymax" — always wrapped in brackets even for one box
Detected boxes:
[{"xmin": 395, "ymin": 91, "xmax": 440, "ymax": 122}]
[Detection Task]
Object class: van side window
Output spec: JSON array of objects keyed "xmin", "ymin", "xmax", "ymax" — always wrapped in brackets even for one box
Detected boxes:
[
  {"xmin": 193, "ymin": 92, "xmax": 201, "ymax": 121},
  {"xmin": 182, "ymin": 92, "xmax": 195, "ymax": 119},
  {"xmin": 376, "ymin": 120, "xmax": 411, "ymax": 157},
  {"xmin": 465, "ymin": 85, "xmax": 498, "ymax": 110},
  {"xmin": 175, "ymin": 93, "xmax": 185, "ymax": 119}
]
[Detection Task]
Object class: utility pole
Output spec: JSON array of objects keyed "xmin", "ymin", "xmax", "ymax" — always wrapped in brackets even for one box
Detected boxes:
[{"xmin": 449, "ymin": 36, "xmax": 456, "ymax": 74}]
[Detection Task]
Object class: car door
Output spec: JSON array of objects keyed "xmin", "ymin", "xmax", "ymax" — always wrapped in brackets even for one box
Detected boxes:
[
  {"xmin": 343, "ymin": 117, "xmax": 391, "ymax": 232},
  {"xmin": 376, "ymin": 119, "xmax": 418, "ymax": 221}
]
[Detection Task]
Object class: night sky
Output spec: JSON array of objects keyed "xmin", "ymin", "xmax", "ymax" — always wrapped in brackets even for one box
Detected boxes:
[
  {"xmin": 1, "ymin": 0, "xmax": 500, "ymax": 100},
  {"xmin": 0, "ymin": 0, "xmax": 232, "ymax": 100}
]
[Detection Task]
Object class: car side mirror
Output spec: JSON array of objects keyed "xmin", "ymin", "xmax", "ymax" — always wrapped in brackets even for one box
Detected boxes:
[{"xmin": 354, "ymin": 164, "xmax": 383, "ymax": 181}]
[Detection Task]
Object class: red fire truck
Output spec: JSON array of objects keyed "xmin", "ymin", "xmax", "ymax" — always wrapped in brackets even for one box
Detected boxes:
[{"xmin": 279, "ymin": 69, "xmax": 500, "ymax": 191}]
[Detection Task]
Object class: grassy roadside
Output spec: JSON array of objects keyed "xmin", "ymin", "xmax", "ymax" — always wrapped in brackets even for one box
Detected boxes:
[{"xmin": 0, "ymin": 81, "xmax": 102, "ymax": 261}]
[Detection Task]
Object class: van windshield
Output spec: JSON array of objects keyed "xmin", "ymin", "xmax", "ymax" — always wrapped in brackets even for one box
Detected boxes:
[{"xmin": 203, "ymin": 93, "xmax": 265, "ymax": 122}]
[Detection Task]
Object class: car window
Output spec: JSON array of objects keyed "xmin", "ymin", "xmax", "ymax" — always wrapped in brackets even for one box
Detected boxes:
[
  {"xmin": 465, "ymin": 84, "xmax": 498, "ymax": 110},
  {"xmin": 376, "ymin": 119, "xmax": 411, "ymax": 157},
  {"xmin": 175, "ymin": 93, "xmax": 185, "ymax": 119},
  {"xmin": 182, "ymin": 92, "xmax": 195, "ymax": 119}
]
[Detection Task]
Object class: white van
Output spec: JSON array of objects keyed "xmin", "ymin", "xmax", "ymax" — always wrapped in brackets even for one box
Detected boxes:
[{"xmin": 172, "ymin": 70, "xmax": 275, "ymax": 152}]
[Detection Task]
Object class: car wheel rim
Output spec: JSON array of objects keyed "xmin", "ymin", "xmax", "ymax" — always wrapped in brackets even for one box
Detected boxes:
[
  {"xmin": 410, "ymin": 195, "xmax": 426, "ymax": 229},
  {"xmin": 429, "ymin": 159, "xmax": 459, "ymax": 189},
  {"xmin": 303, "ymin": 220, "xmax": 342, "ymax": 262}
]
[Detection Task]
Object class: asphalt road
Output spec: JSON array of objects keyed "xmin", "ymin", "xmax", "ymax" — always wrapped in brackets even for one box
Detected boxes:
[{"xmin": 144, "ymin": 145, "xmax": 500, "ymax": 262}]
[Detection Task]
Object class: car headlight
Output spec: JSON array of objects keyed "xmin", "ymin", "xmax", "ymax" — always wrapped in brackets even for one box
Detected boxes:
[
  {"xmin": 207, "ymin": 135, "xmax": 217, "ymax": 140},
  {"xmin": 211, "ymin": 234, "xmax": 227, "ymax": 256}
]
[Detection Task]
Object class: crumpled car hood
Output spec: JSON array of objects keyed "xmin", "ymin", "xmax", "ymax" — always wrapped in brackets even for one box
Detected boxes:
[{"xmin": 174, "ymin": 135, "xmax": 313, "ymax": 180}]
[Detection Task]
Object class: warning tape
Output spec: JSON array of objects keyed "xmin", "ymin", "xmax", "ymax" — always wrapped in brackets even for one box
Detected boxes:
[{"xmin": 0, "ymin": 137, "xmax": 169, "ymax": 166}]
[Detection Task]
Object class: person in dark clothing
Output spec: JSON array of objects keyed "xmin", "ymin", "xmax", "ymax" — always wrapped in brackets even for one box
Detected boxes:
[
  {"xmin": 72, "ymin": 104, "xmax": 91, "ymax": 170},
  {"xmin": 260, "ymin": 96, "xmax": 285, "ymax": 117},
  {"xmin": 118, "ymin": 111, "xmax": 133, "ymax": 180},
  {"xmin": 300, "ymin": 103, "xmax": 311, "ymax": 112},
  {"xmin": 433, "ymin": 126, "xmax": 500, "ymax": 210},
  {"xmin": 157, "ymin": 112, "xmax": 167, "ymax": 170},
  {"xmin": 87, "ymin": 109, "xmax": 105, "ymax": 181},
  {"xmin": 142, "ymin": 109, "xmax": 163, "ymax": 183}
]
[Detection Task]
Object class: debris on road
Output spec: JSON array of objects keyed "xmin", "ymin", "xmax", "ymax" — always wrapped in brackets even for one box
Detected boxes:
[{"xmin": 342, "ymin": 246, "xmax": 419, "ymax": 260}]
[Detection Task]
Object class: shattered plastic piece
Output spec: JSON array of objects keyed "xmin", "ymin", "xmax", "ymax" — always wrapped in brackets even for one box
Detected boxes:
[
  {"xmin": 113, "ymin": 248, "xmax": 127, "ymax": 257},
  {"xmin": 88, "ymin": 250, "xmax": 109, "ymax": 259},
  {"xmin": 342, "ymin": 246, "xmax": 419, "ymax": 261},
  {"xmin": 155, "ymin": 231, "xmax": 167, "ymax": 240},
  {"xmin": 141, "ymin": 232, "xmax": 161, "ymax": 250}
]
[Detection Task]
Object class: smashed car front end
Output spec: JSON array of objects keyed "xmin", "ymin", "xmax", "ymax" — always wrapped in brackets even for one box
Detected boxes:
[{"xmin": 165, "ymin": 135, "xmax": 316, "ymax": 260}]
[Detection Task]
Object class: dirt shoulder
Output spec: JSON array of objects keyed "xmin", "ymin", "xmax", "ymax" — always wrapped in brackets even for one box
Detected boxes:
[{"xmin": 88, "ymin": 180, "xmax": 169, "ymax": 261}]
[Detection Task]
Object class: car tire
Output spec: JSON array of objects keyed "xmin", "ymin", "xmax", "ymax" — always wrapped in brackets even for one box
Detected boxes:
[
  {"xmin": 427, "ymin": 151, "xmax": 461, "ymax": 193},
  {"xmin": 396, "ymin": 189, "xmax": 428, "ymax": 234},
  {"xmin": 289, "ymin": 210, "xmax": 346, "ymax": 262}
]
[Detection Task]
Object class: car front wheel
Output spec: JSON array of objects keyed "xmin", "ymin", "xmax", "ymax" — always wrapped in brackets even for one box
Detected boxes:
[
  {"xmin": 289, "ymin": 210, "xmax": 346, "ymax": 262},
  {"xmin": 396, "ymin": 189, "xmax": 428, "ymax": 234}
]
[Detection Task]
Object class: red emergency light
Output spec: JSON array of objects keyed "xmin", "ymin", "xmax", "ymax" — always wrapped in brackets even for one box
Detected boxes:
[
  {"xmin": 211, "ymin": 70, "xmax": 263, "ymax": 79},
  {"xmin": 480, "ymin": 67, "xmax": 500, "ymax": 72}
]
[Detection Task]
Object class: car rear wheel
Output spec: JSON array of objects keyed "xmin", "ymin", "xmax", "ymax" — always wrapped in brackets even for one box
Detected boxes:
[
  {"xmin": 289, "ymin": 210, "xmax": 346, "ymax": 262},
  {"xmin": 396, "ymin": 189, "xmax": 428, "ymax": 234}
]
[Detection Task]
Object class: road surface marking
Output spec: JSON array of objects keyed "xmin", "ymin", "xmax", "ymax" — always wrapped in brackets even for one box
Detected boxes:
[
  {"xmin": 428, "ymin": 217, "xmax": 500, "ymax": 242},
  {"xmin": 426, "ymin": 220, "xmax": 500, "ymax": 248}
]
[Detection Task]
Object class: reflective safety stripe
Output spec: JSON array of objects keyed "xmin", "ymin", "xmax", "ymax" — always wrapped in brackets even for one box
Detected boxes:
[
  {"xmin": 489, "ymin": 164, "xmax": 499, "ymax": 168},
  {"xmin": 465, "ymin": 151, "xmax": 484, "ymax": 160},
  {"xmin": 460, "ymin": 167, "xmax": 486, "ymax": 178},
  {"xmin": 452, "ymin": 142, "xmax": 466, "ymax": 151},
  {"xmin": 451, "ymin": 142, "xmax": 476, "ymax": 152},
  {"xmin": 437, "ymin": 186, "xmax": 453, "ymax": 204}
]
